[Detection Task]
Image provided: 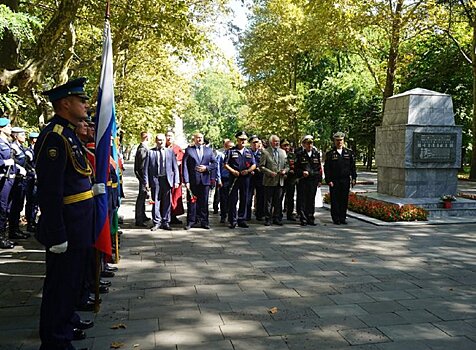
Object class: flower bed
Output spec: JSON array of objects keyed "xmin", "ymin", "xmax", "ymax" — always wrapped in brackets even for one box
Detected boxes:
[
  {"xmin": 458, "ymin": 192, "xmax": 476, "ymax": 200},
  {"xmin": 323, "ymin": 193, "xmax": 428, "ymax": 222}
]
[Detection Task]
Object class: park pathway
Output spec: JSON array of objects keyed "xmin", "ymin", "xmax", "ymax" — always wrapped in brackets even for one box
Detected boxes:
[{"xmin": 1, "ymin": 163, "xmax": 476, "ymax": 349}]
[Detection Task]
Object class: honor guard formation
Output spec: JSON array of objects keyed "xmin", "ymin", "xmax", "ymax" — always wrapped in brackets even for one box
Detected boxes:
[{"xmin": 1, "ymin": 77, "xmax": 357, "ymax": 350}]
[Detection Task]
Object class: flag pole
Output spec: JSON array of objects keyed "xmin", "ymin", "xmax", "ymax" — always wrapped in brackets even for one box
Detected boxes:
[
  {"xmin": 105, "ymin": 0, "xmax": 110, "ymax": 20},
  {"xmin": 94, "ymin": 250, "xmax": 101, "ymax": 313}
]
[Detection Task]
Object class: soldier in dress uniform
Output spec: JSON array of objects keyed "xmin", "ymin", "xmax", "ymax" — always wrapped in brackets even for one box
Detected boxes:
[
  {"xmin": 0, "ymin": 118, "xmax": 16, "ymax": 249},
  {"xmin": 215, "ymin": 139, "xmax": 233, "ymax": 224},
  {"xmin": 295, "ymin": 135, "xmax": 322, "ymax": 226},
  {"xmin": 25, "ymin": 132, "xmax": 39, "ymax": 233},
  {"xmin": 324, "ymin": 132, "xmax": 357, "ymax": 225},
  {"xmin": 224, "ymin": 131, "xmax": 256, "ymax": 228},
  {"xmin": 247, "ymin": 135, "xmax": 265, "ymax": 221},
  {"xmin": 36, "ymin": 78, "xmax": 100, "ymax": 349},
  {"xmin": 8, "ymin": 127, "xmax": 30, "ymax": 240},
  {"xmin": 281, "ymin": 139, "xmax": 298, "ymax": 221}
]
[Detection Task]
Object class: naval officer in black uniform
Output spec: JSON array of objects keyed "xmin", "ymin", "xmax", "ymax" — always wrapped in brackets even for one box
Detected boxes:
[
  {"xmin": 36, "ymin": 78, "xmax": 100, "ymax": 350},
  {"xmin": 324, "ymin": 131, "xmax": 357, "ymax": 225}
]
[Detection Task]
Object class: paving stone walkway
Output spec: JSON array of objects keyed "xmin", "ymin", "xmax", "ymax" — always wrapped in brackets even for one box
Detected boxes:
[{"xmin": 1, "ymin": 165, "xmax": 476, "ymax": 349}]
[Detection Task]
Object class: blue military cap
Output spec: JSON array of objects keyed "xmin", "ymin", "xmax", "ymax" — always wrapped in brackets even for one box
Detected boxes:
[
  {"xmin": 11, "ymin": 127, "xmax": 25, "ymax": 133},
  {"xmin": 0, "ymin": 118, "xmax": 10, "ymax": 127},
  {"xmin": 248, "ymin": 134, "xmax": 259, "ymax": 142},
  {"xmin": 42, "ymin": 77, "xmax": 90, "ymax": 102},
  {"xmin": 29, "ymin": 132, "xmax": 39, "ymax": 138},
  {"xmin": 235, "ymin": 131, "xmax": 248, "ymax": 139}
]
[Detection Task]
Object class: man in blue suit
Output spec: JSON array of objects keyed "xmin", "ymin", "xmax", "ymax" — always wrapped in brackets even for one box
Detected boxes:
[
  {"xmin": 183, "ymin": 132, "xmax": 217, "ymax": 229},
  {"xmin": 144, "ymin": 133, "xmax": 180, "ymax": 231}
]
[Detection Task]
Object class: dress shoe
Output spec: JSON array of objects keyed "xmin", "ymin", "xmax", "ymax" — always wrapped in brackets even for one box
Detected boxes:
[
  {"xmin": 161, "ymin": 224, "xmax": 172, "ymax": 231},
  {"xmin": 308, "ymin": 222, "xmax": 317, "ymax": 226},
  {"xmin": 77, "ymin": 301, "xmax": 95, "ymax": 311},
  {"xmin": 272, "ymin": 220, "xmax": 283, "ymax": 226},
  {"xmin": 144, "ymin": 217, "xmax": 151, "ymax": 222},
  {"xmin": 150, "ymin": 225, "xmax": 160, "ymax": 231},
  {"xmin": 300, "ymin": 221, "xmax": 307, "ymax": 226},
  {"xmin": 99, "ymin": 286, "xmax": 109, "ymax": 294},
  {"xmin": 333, "ymin": 221, "xmax": 341, "ymax": 225},
  {"xmin": 100, "ymin": 270, "xmax": 115, "ymax": 278},
  {"xmin": 201, "ymin": 224, "xmax": 210, "ymax": 229},
  {"xmin": 9, "ymin": 231, "xmax": 28, "ymax": 239},
  {"xmin": 73, "ymin": 328, "xmax": 86, "ymax": 340},
  {"xmin": 256, "ymin": 217, "xmax": 263, "ymax": 221},
  {"xmin": 184, "ymin": 224, "xmax": 192, "ymax": 230},
  {"xmin": 264, "ymin": 220, "xmax": 271, "ymax": 226},
  {"xmin": 228, "ymin": 223, "xmax": 236, "ymax": 229},
  {"xmin": 287, "ymin": 216, "xmax": 297, "ymax": 221},
  {"xmin": 77, "ymin": 319, "xmax": 94, "ymax": 330},
  {"xmin": 88, "ymin": 296, "xmax": 101, "ymax": 304},
  {"xmin": 238, "ymin": 222, "xmax": 249, "ymax": 228},
  {"xmin": 340, "ymin": 220, "xmax": 347, "ymax": 225},
  {"xmin": 219, "ymin": 218, "xmax": 225, "ymax": 224},
  {"xmin": 0, "ymin": 239, "xmax": 14, "ymax": 249},
  {"xmin": 100, "ymin": 279, "xmax": 111, "ymax": 287},
  {"xmin": 105, "ymin": 264, "xmax": 118, "ymax": 272},
  {"xmin": 170, "ymin": 217, "xmax": 182, "ymax": 224},
  {"xmin": 135, "ymin": 222, "xmax": 148, "ymax": 227}
]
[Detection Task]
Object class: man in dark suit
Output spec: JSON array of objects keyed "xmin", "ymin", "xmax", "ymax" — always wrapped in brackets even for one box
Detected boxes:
[
  {"xmin": 183, "ymin": 132, "xmax": 217, "ymax": 229},
  {"xmin": 134, "ymin": 131, "xmax": 150, "ymax": 227},
  {"xmin": 144, "ymin": 133, "xmax": 180, "ymax": 231}
]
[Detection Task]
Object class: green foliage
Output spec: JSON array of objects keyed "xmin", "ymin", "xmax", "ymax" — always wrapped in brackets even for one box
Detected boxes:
[
  {"xmin": 0, "ymin": 87, "xmax": 26, "ymax": 117},
  {"xmin": 183, "ymin": 67, "xmax": 247, "ymax": 147},
  {"xmin": 0, "ymin": 4, "xmax": 41, "ymax": 42}
]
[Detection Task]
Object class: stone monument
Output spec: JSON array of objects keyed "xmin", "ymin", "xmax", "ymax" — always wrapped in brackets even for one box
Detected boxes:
[{"xmin": 375, "ymin": 88, "xmax": 462, "ymax": 198}]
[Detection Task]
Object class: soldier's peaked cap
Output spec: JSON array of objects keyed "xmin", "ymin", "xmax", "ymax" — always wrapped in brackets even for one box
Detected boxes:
[
  {"xmin": 333, "ymin": 131, "xmax": 345, "ymax": 139},
  {"xmin": 301, "ymin": 135, "xmax": 313, "ymax": 143},
  {"xmin": 235, "ymin": 131, "xmax": 248, "ymax": 139},
  {"xmin": 0, "ymin": 118, "xmax": 10, "ymax": 127},
  {"xmin": 11, "ymin": 127, "xmax": 25, "ymax": 133},
  {"xmin": 42, "ymin": 77, "xmax": 90, "ymax": 102}
]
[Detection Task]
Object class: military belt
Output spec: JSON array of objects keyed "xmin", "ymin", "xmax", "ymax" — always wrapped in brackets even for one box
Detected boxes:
[
  {"xmin": 111, "ymin": 183, "xmax": 118, "ymax": 188},
  {"xmin": 0, "ymin": 174, "xmax": 15, "ymax": 179},
  {"xmin": 63, "ymin": 189, "xmax": 94, "ymax": 205}
]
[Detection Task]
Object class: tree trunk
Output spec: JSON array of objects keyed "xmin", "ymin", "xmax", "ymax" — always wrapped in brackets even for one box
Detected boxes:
[
  {"xmin": 382, "ymin": 0, "xmax": 404, "ymax": 115},
  {"xmin": 0, "ymin": 0, "xmax": 20, "ymax": 70},
  {"xmin": 470, "ymin": 21, "xmax": 476, "ymax": 180},
  {"xmin": 0, "ymin": 0, "xmax": 82, "ymax": 94}
]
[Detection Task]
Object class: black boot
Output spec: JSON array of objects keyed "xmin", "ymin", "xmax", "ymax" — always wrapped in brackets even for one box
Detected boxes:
[{"xmin": 0, "ymin": 231, "xmax": 14, "ymax": 249}]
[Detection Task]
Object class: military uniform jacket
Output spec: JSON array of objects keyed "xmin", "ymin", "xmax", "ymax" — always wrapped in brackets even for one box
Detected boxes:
[
  {"xmin": 35, "ymin": 115, "xmax": 94, "ymax": 249},
  {"xmin": 225, "ymin": 146, "xmax": 255, "ymax": 176},
  {"xmin": 324, "ymin": 147, "xmax": 357, "ymax": 183},
  {"xmin": 295, "ymin": 148, "xmax": 322, "ymax": 182},
  {"xmin": 0, "ymin": 137, "xmax": 16, "ymax": 180}
]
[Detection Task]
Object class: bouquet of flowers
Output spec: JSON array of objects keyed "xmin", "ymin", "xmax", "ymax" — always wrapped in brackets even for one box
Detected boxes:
[
  {"xmin": 187, "ymin": 187, "xmax": 197, "ymax": 203},
  {"xmin": 440, "ymin": 194, "xmax": 456, "ymax": 202}
]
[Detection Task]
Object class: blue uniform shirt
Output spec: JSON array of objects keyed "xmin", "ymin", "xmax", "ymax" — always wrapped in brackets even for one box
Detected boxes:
[
  {"xmin": 225, "ymin": 146, "xmax": 256, "ymax": 174},
  {"xmin": 0, "ymin": 138, "xmax": 16, "ymax": 177},
  {"xmin": 35, "ymin": 115, "xmax": 94, "ymax": 248}
]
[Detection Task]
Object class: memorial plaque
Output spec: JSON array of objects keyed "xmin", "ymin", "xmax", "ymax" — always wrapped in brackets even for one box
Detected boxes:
[{"xmin": 413, "ymin": 133, "xmax": 457, "ymax": 162}]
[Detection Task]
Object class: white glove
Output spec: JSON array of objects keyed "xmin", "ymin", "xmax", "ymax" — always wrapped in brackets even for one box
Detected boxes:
[
  {"xmin": 18, "ymin": 166, "xmax": 26, "ymax": 176},
  {"xmin": 25, "ymin": 150, "xmax": 34, "ymax": 161},
  {"xmin": 49, "ymin": 241, "xmax": 68, "ymax": 254},
  {"xmin": 4, "ymin": 159, "xmax": 14, "ymax": 166},
  {"xmin": 92, "ymin": 183, "xmax": 106, "ymax": 196}
]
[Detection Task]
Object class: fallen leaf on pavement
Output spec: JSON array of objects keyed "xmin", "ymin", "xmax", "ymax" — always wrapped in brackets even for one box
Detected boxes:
[
  {"xmin": 110, "ymin": 342, "xmax": 125, "ymax": 349},
  {"xmin": 268, "ymin": 307, "xmax": 279, "ymax": 314},
  {"xmin": 111, "ymin": 323, "xmax": 127, "ymax": 329}
]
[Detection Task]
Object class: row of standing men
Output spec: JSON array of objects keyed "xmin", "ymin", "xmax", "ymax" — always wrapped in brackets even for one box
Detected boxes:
[
  {"xmin": 134, "ymin": 130, "xmax": 357, "ymax": 231},
  {"xmin": 0, "ymin": 120, "xmax": 39, "ymax": 249}
]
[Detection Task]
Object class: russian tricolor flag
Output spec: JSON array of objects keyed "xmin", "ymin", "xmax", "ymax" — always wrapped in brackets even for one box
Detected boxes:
[{"xmin": 94, "ymin": 19, "xmax": 115, "ymax": 256}]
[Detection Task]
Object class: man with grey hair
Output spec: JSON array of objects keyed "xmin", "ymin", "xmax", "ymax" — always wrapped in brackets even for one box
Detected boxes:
[{"xmin": 259, "ymin": 135, "xmax": 288, "ymax": 226}]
